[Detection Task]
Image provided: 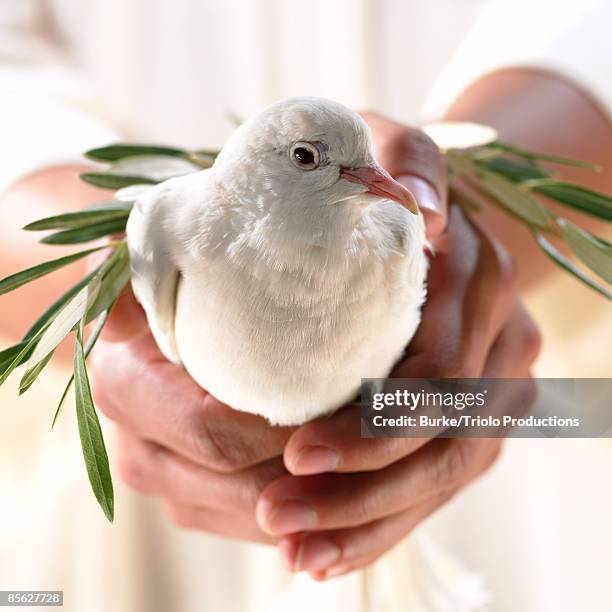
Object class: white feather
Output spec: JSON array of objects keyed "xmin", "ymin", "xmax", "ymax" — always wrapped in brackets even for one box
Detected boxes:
[{"xmin": 127, "ymin": 97, "xmax": 427, "ymax": 425}]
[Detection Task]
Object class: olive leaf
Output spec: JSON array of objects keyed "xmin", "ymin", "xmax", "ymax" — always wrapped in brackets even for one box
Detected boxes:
[
  {"xmin": 0, "ymin": 326, "xmax": 48, "ymax": 386},
  {"xmin": 87, "ymin": 200, "xmax": 134, "ymax": 212},
  {"xmin": 80, "ymin": 154, "xmax": 202, "ymax": 189},
  {"xmin": 524, "ymin": 180, "xmax": 612, "ymax": 221},
  {"xmin": 489, "ymin": 142, "xmax": 601, "ymax": 170},
  {"xmin": 0, "ymin": 342, "xmax": 29, "ymax": 378},
  {"xmin": 478, "ymin": 157, "xmax": 551, "ymax": 183},
  {"xmin": 24, "ymin": 205, "xmax": 130, "ymax": 231},
  {"xmin": 22, "ymin": 275, "xmax": 102, "ymax": 376},
  {"xmin": 52, "ymin": 304, "xmax": 114, "ymax": 430},
  {"xmin": 478, "ymin": 170, "xmax": 551, "ymax": 227},
  {"xmin": 74, "ymin": 320, "xmax": 114, "ymax": 522},
  {"xmin": 80, "ymin": 173, "xmax": 157, "ymax": 189},
  {"xmin": 534, "ymin": 233, "xmax": 612, "ymax": 300},
  {"xmin": 86, "ymin": 143, "xmax": 189, "ymax": 162},
  {"xmin": 18, "ymin": 350, "xmax": 55, "ymax": 395},
  {"xmin": 23, "ymin": 267, "xmax": 102, "ymax": 342},
  {"xmin": 40, "ymin": 219, "xmax": 128, "ymax": 245},
  {"xmin": 86, "ymin": 242, "xmax": 131, "ymax": 322},
  {"xmin": 0, "ymin": 246, "xmax": 106, "ymax": 296},
  {"xmin": 558, "ymin": 219, "xmax": 612, "ymax": 284}
]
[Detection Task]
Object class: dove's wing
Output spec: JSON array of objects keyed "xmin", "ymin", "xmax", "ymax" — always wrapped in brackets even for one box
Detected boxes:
[{"xmin": 126, "ymin": 174, "xmax": 207, "ymax": 364}]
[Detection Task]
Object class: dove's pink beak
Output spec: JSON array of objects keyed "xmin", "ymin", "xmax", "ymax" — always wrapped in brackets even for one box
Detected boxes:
[{"xmin": 341, "ymin": 165, "xmax": 419, "ymax": 214}]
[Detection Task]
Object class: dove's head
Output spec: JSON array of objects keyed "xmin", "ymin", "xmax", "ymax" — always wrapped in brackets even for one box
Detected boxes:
[{"xmin": 214, "ymin": 97, "xmax": 418, "ymax": 219}]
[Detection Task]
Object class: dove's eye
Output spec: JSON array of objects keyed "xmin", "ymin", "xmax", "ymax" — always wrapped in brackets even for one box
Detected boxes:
[{"xmin": 290, "ymin": 142, "xmax": 320, "ymax": 170}]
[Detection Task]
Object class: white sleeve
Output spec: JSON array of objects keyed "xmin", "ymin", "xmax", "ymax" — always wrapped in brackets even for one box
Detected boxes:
[
  {"xmin": 0, "ymin": 1, "xmax": 119, "ymax": 193},
  {"xmin": 423, "ymin": 0, "xmax": 612, "ymax": 120}
]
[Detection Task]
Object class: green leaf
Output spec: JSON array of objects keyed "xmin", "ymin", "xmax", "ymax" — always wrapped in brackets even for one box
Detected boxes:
[
  {"xmin": 524, "ymin": 181, "xmax": 612, "ymax": 221},
  {"xmin": 52, "ymin": 304, "xmax": 114, "ymax": 429},
  {"xmin": 490, "ymin": 142, "xmax": 601, "ymax": 170},
  {"xmin": 0, "ymin": 246, "xmax": 106, "ymax": 296},
  {"xmin": 81, "ymin": 154, "xmax": 201, "ymax": 190},
  {"xmin": 85, "ymin": 143, "xmax": 188, "ymax": 161},
  {"xmin": 23, "ymin": 275, "xmax": 102, "ymax": 371},
  {"xmin": 445, "ymin": 151, "xmax": 478, "ymax": 176},
  {"xmin": 74, "ymin": 321, "xmax": 114, "ymax": 522},
  {"xmin": 0, "ymin": 342, "xmax": 28, "ymax": 377},
  {"xmin": 87, "ymin": 200, "xmax": 134, "ymax": 212},
  {"xmin": 535, "ymin": 233, "xmax": 612, "ymax": 300},
  {"xmin": 23, "ymin": 267, "xmax": 102, "ymax": 341},
  {"xmin": 558, "ymin": 219, "xmax": 612, "ymax": 284},
  {"xmin": 19, "ymin": 350, "xmax": 55, "ymax": 395},
  {"xmin": 194, "ymin": 148, "xmax": 221, "ymax": 158},
  {"xmin": 80, "ymin": 173, "xmax": 157, "ymax": 189},
  {"xmin": 41, "ymin": 219, "xmax": 127, "ymax": 245},
  {"xmin": 24, "ymin": 207, "xmax": 130, "ymax": 231},
  {"xmin": 479, "ymin": 170, "xmax": 551, "ymax": 227},
  {"xmin": 0, "ymin": 330, "xmax": 46, "ymax": 386},
  {"xmin": 478, "ymin": 157, "xmax": 551, "ymax": 183},
  {"xmin": 187, "ymin": 151, "xmax": 217, "ymax": 169},
  {"xmin": 86, "ymin": 243, "xmax": 131, "ymax": 322}
]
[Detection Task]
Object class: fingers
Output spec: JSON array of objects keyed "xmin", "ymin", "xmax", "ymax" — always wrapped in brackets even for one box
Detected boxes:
[
  {"xmin": 284, "ymin": 306, "xmax": 537, "ymax": 479},
  {"xmin": 359, "ymin": 111, "xmax": 448, "ymax": 239},
  {"xmin": 399, "ymin": 176, "xmax": 446, "ymax": 240},
  {"xmin": 115, "ymin": 428, "xmax": 287, "ymax": 512},
  {"xmin": 91, "ymin": 338, "xmax": 294, "ymax": 471},
  {"xmin": 280, "ymin": 490, "xmax": 455, "ymax": 577},
  {"xmin": 483, "ymin": 300, "xmax": 542, "ymax": 377},
  {"xmin": 283, "ymin": 404, "xmax": 429, "ymax": 475},
  {"xmin": 400, "ymin": 205, "xmax": 517, "ymax": 378},
  {"xmin": 257, "ymin": 437, "xmax": 501, "ymax": 535},
  {"xmin": 162, "ymin": 503, "xmax": 275, "ymax": 544}
]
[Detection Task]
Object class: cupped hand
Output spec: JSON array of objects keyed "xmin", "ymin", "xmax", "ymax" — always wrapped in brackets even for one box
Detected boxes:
[
  {"xmin": 89, "ymin": 115, "xmax": 539, "ymax": 579},
  {"xmin": 255, "ymin": 205, "xmax": 541, "ymax": 579},
  {"xmin": 87, "ymin": 116, "xmax": 450, "ymax": 544},
  {"xmin": 89, "ymin": 292, "xmax": 294, "ymax": 543}
]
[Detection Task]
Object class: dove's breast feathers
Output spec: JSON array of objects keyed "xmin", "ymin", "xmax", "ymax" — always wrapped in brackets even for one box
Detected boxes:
[{"xmin": 127, "ymin": 170, "xmax": 427, "ymax": 426}]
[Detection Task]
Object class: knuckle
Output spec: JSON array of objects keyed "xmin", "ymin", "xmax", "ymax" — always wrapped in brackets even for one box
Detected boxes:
[
  {"xmin": 520, "ymin": 316, "xmax": 542, "ymax": 363},
  {"xmin": 436, "ymin": 440, "xmax": 474, "ymax": 487},
  {"xmin": 187, "ymin": 407, "xmax": 245, "ymax": 473},
  {"xmin": 117, "ymin": 454, "xmax": 153, "ymax": 493},
  {"xmin": 116, "ymin": 441, "xmax": 161, "ymax": 494},
  {"xmin": 346, "ymin": 480, "xmax": 386, "ymax": 525},
  {"xmin": 350, "ymin": 491, "xmax": 378, "ymax": 525},
  {"xmin": 408, "ymin": 128, "xmax": 444, "ymax": 162}
]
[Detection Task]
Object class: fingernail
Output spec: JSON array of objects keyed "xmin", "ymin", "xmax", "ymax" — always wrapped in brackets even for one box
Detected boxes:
[
  {"xmin": 267, "ymin": 501, "xmax": 317, "ymax": 534},
  {"xmin": 292, "ymin": 446, "xmax": 340, "ymax": 475},
  {"xmin": 296, "ymin": 536, "xmax": 341, "ymax": 571},
  {"xmin": 397, "ymin": 175, "xmax": 441, "ymax": 215}
]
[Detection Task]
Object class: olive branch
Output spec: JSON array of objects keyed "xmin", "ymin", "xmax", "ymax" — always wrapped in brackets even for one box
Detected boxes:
[{"xmin": 0, "ymin": 128, "xmax": 610, "ymax": 521}]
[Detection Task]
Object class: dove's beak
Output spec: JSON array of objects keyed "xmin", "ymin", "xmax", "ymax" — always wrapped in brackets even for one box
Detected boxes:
[{"xmin": 340, "ymin": 165, "xmax": 419, "ymax": 214}]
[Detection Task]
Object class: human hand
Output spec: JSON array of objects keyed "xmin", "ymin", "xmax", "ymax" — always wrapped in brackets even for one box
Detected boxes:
[
  {"xmin": 87, "ymin": 113, "xmax": 452, "ymax": 544},
  {"xmin": 359, "ymin": 111, "xmax": 447, "ymax": 240},
  {"xmin": 89, "ymin": 291, "xmax": 295, "ymax": 543},
  {"xmin": 254, "ymin": 205, "xmax": 541, "ymax": 579}
]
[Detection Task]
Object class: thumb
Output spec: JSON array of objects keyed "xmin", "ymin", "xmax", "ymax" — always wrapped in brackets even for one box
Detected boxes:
[{"xmin": 359, "ymin": 112, "xmax": 448, "ymax": 240}]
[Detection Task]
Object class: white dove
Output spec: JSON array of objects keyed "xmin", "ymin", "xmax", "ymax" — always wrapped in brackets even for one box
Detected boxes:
[{"xmin": 127, "ymin": 97, "xmax": 428, "ymax": 426}]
